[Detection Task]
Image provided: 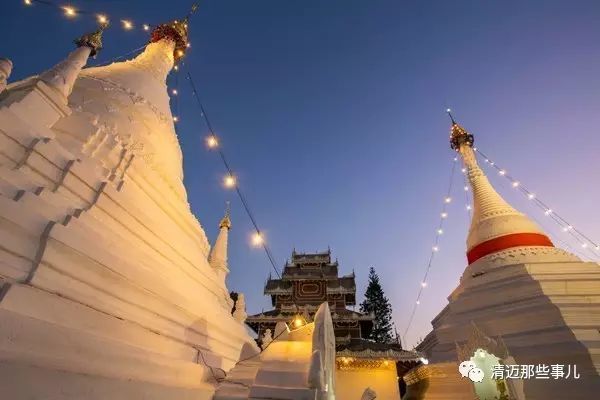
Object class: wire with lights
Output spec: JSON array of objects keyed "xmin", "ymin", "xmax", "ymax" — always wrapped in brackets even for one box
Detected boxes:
[
  {"xmin": 402, "ymin": 156, "xmax": 458, "ymax": 347},
  {"xmin": 185, "ymin": 71, "xmax": 282, "ymax": 279},
  {"xmin": 474, "ymin": 148, "xmax": 600, "ymax": 258},
  {"xmin": 21, "ymin": 0, "xmax": 158, "ymax": 33}
]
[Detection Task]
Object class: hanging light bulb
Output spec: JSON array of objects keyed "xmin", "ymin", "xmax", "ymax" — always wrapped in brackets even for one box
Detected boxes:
[
  {"xmin": 416, "ymin": 300, "xmax": 420, "ymax": 305},
  {"xmin": 186, "ymin": 43, "xmax": 191, "ymax": 48},
  {"xmin": 177, "ymin": 49, "xmax": 185, "ymax": 57},
  {"xmin": 544, "ymin": 209, "xmax": 553, "ymax": 216},
  {"xmin": 432, "ymin": 246, "xmax": 439, "ymax": 252},
  {"xmin": 206, "ymin": 135, "xmax": 219, "ymax": 149},
  {"xmin": 143, "ymin": 24, "xmax": 150, "ymax": 31},
  {"xmin": 466, "ymin": 205, "xmax": 472, "ymax": 210},
  {"xmin": 251, "ymin": 232, "xmax": 264, "ymax": 247},
  {"xmin": 444, "ymin": 197, "xmax": 452, "ymax": 203},
  {"xmin": 464, "ymin": 185, "xmax": 469, "ymax": 191},
  {"xmin": 437, "ymin": 228, "xmax": 443, "ymax": 235},
  {"xmin": 172, "ymin": 89, "xmax": 178, "ymax": 95},
  {"xmin": 512, "ymin": 181, "xmax": 520, "ymax": 187},
  {"xmin": 453, "ymin": 157, "xmax": 458, "ymax": 162},
  {"xmin": 174, "ymin": 65, "xmax": 179, "ymax": 71},
  {"xmin": 499, "ymin": 169, "xmax": 506, "ymax": 176},
  {"xmin": 421, "ymin": 282, "xmax": 427, "ymax": 288},
  {"xmin": 461, "ymin": 168, "xmax": 467, "ymax": 173},
  {"xmin": 441, "ymin": 212, "xmax": 448, "ymax": 218},
  {"xmin": 63, "ymin": 6, "xmax": 76, "ymax": 17},
  {"xmin": 122, "ymin": 20, "xmax": 133, "ymax": 30},
  {"xmin": 528, "ymin": 193, "xmax": 536, "ymax": 200},
  {"xmin": 223, "ymin": 174, "xmax": 236, "ymax": 188},
  {"xmin": 173, "ymin": 116, "xmax": 179, "ymax": 122},
  {"xmin": 420, "ymin": 357, "xmax": 429, "ymax": 365},
  {"xmin": 97, "ymin": 14, "xmax": 108, "ymax": 25},
  {"xmin": 24, "ymin": 0, "xmax": 33, "ymax": 5},
  {"xmin": 582, "ymin": 243, "xmax": 588, "ymax": 248}
]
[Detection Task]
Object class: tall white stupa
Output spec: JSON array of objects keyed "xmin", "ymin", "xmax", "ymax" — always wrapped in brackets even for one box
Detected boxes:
[
  {"xmin": 0, "ymin": 18, "xmax": 260, "ymax": 400},
  {"xmin": 410, "ymin": 116, "xmax": 600, "ymax": 399}
]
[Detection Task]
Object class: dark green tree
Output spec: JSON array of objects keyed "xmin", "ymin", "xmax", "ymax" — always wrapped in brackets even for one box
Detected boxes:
[{"xmin": 360, "ymin": 267, "xmax": 394, "ymax": 343}]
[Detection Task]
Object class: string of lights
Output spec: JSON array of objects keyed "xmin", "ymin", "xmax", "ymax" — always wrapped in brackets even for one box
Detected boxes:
[
  {"xmin": 21, "ymin": 0, "xmax": 156, "ymax": 33},
  {"xmin": 184, "ymin": 70, "xmax": 282, "ymax": 279},
  {"xmin": 402, "ymin": 156, "xmax": 458, "ymax": 347},
  {"xmin": 474, "ymin": 148, "xmax": 600, "ymax": 258}
]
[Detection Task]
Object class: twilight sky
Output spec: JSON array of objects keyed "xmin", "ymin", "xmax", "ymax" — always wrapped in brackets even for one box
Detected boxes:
[{"xmin": 2, "ymin": 0, "xmax": 600, "ymax": 347}]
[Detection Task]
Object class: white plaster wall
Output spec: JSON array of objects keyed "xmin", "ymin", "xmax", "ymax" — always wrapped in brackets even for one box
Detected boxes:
[{"xmin": 335, "ymin": 366, "xmax": 400, "ymax": 400}]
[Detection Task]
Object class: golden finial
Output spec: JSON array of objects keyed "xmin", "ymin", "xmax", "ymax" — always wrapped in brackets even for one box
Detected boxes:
[
  {"xmin": 74, "ymin": 23, "xmax": 107, "ymax": 58},
  {"xmin": 219, "ymin": 201, "xmax": 232, "ymax": 229}
]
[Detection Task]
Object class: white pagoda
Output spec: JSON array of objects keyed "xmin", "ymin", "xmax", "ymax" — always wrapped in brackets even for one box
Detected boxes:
[
  {"xmin": 410, "ymin": 116, "xmax": 600, "ymax": 399},
  {"xmin": 0, "ymin": 18, "xmax": 267, "ymax": 399}
]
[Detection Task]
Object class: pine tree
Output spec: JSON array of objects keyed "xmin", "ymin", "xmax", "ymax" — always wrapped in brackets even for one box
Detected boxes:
[{"xmin": 360, "ymin": 267, "xmax": 394, "ymax": 343}]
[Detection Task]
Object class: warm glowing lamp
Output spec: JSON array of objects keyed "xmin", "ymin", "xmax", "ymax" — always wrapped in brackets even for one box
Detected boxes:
[
  {"xmin": 63, "ymin": 6, "xmax": 76, "ymax": 17},
  {"xmin": 251, "ymin": 232, "xmax": 264, "ymax": 247},
  {"xmin": 223, "ymin": 175, "xmax": 236, "ymax": 188}
]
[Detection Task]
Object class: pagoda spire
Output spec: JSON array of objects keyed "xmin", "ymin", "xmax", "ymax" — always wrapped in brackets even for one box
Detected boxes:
[
  {"xmin": 39, "ymin": 25, "xmax": 106, "ymax": 99},
  {"xmin": 209, "ymin": 202, "xmax": 232, "ymax": 282},
  {"xmin": 449, "ymin": 115, "xmax": 554, "ymax": 264}
]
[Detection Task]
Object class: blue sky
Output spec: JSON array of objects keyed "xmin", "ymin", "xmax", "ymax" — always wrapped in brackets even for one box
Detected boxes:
[{"xmin": 2, "ymin": 0, "xmax": 600, "ymax": 347}]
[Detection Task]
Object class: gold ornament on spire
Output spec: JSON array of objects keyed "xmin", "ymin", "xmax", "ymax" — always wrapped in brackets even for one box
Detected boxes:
[
  {"xmin": 149, "ymin": 3, "xmax": 199, "ymax": 61},
  {"xmin": 219, "ymin": 201, "xmax": 232, "ymax": 229},
  {"xmin": 448, "ymin": 110, "xmax": 474, "ymax": 151},
  {"xmin": 74, "ymin": 23, "xmax": 107, "ymax": 57}
]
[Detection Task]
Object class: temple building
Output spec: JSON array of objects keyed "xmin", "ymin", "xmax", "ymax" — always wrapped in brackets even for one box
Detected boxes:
[
  {"xmin": 247, "ymin": 249, "xmax": 421, "ymax": 399},
  {"xmin": 405, "ymin": 116, "xmax": 600, "ymax": 399},
  {"xmin": 246, "ymin": 249, "xmax": 373, "ymax": 344}
]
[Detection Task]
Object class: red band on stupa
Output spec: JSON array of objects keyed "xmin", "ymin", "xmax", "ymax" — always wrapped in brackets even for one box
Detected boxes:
[{"xmin": 467, "ymin": 233, "xmax": 554, "ymax": 264}]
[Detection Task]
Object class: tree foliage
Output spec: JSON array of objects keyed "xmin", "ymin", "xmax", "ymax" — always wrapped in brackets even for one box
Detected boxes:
[{"xmin": 360, "ymin": 267, "xmax": 394, "ymax": 343}]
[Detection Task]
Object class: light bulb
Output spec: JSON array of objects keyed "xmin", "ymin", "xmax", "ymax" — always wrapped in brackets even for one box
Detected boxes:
[
  {"xmin": 251, "ymin": 232, "xmax": 264, "ymax": 247},
  {"xmin": 453, "ymin": 156, "xmax": 458, "ymax": 162},
  {"xmin": 512, "ymin": 181, "xmax": 520, "ymax": 187},
  {"xmin": 172, "ymin": 89, "xmax": 178, "ymax": 95},
  {"xmin": 186, "ymin": 43, "xmax": 191, "ymax": 48},
  {"xmin": 499, "ymin": 170, "xmax": 506, "ymax": 176},
  {"xmin": 432, "ymin": 246, "xmax": 439, "ymax": 252},
  {"xmin": 446, "ymin": 108, "xmax": 451, "ymax": 113},
  {"xmin": 544, "ymin": 209, "xmax": 552, "ymax": 216},
  {"xmin": 206, "ymin": 135, "xmax": 218, "ymax": 149},
  {"xmin": 177, "ymin": 49, "xmax": 185, "ymax": 57},
  {"xmin": 24, "ymin": 0, "xmax": 32, "ymax": 5},
  {"xmin": 437, "ymin": 229, "xmax": 443, "ymax": 235},
  {"xmin": 416, "ymin": 300, "xmax": 420, "ymax": 305},
  {"xmin": 441, "ymin": 212, "xmax": 448, "ymax": 218},
  {"xmin": 464, "ymin": 186, "xmax": 469, "ymax": 191},
  {"xmin": 461, "ymin": 168, "xmax": 466, "ymax": 173},
  {"xmin": 466, "ymin": 205, "xmax": 472, "ymax": 210},
  {"xmin": 223, "ymin": 175, "xmax": 236, "ymax": 188},
  {"xmin": 174, "ymin": 65, "xmax": 179, "ymax": 71},
  {"xmin": 444, "ymin": 197, "xmax": 452, "ymax": 203},
  {"xmin": 421, "ymin": 282, "xmax": 427, "ymax": 287},
  {"xmin": 122, "ymin": 20, "xmax": 133, "ymax": 30},
  {"xmin": 528, "ymin": 193, "xmax": 535, "ymax": 200},
  {"xmin": 63, "ymin": 6, "xmax": 76, "ymax": 17},
  {"xmin": 293, "ymin": 317, "xmax": 303, "ymax": 328},
  {"xmin": 173, "ymin": 116, "xmax": 179, "ymax": 122},
  {"xmin": 420, "ymin": 357, "xmax": 429, "ymax": 365},
  {"xmin": 97, "ymin": 14, "xmax": 108, "ymax": 24},
  {"xmin": 143, "ymin": 24, "xmax": 150, "ymax": 31}
]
